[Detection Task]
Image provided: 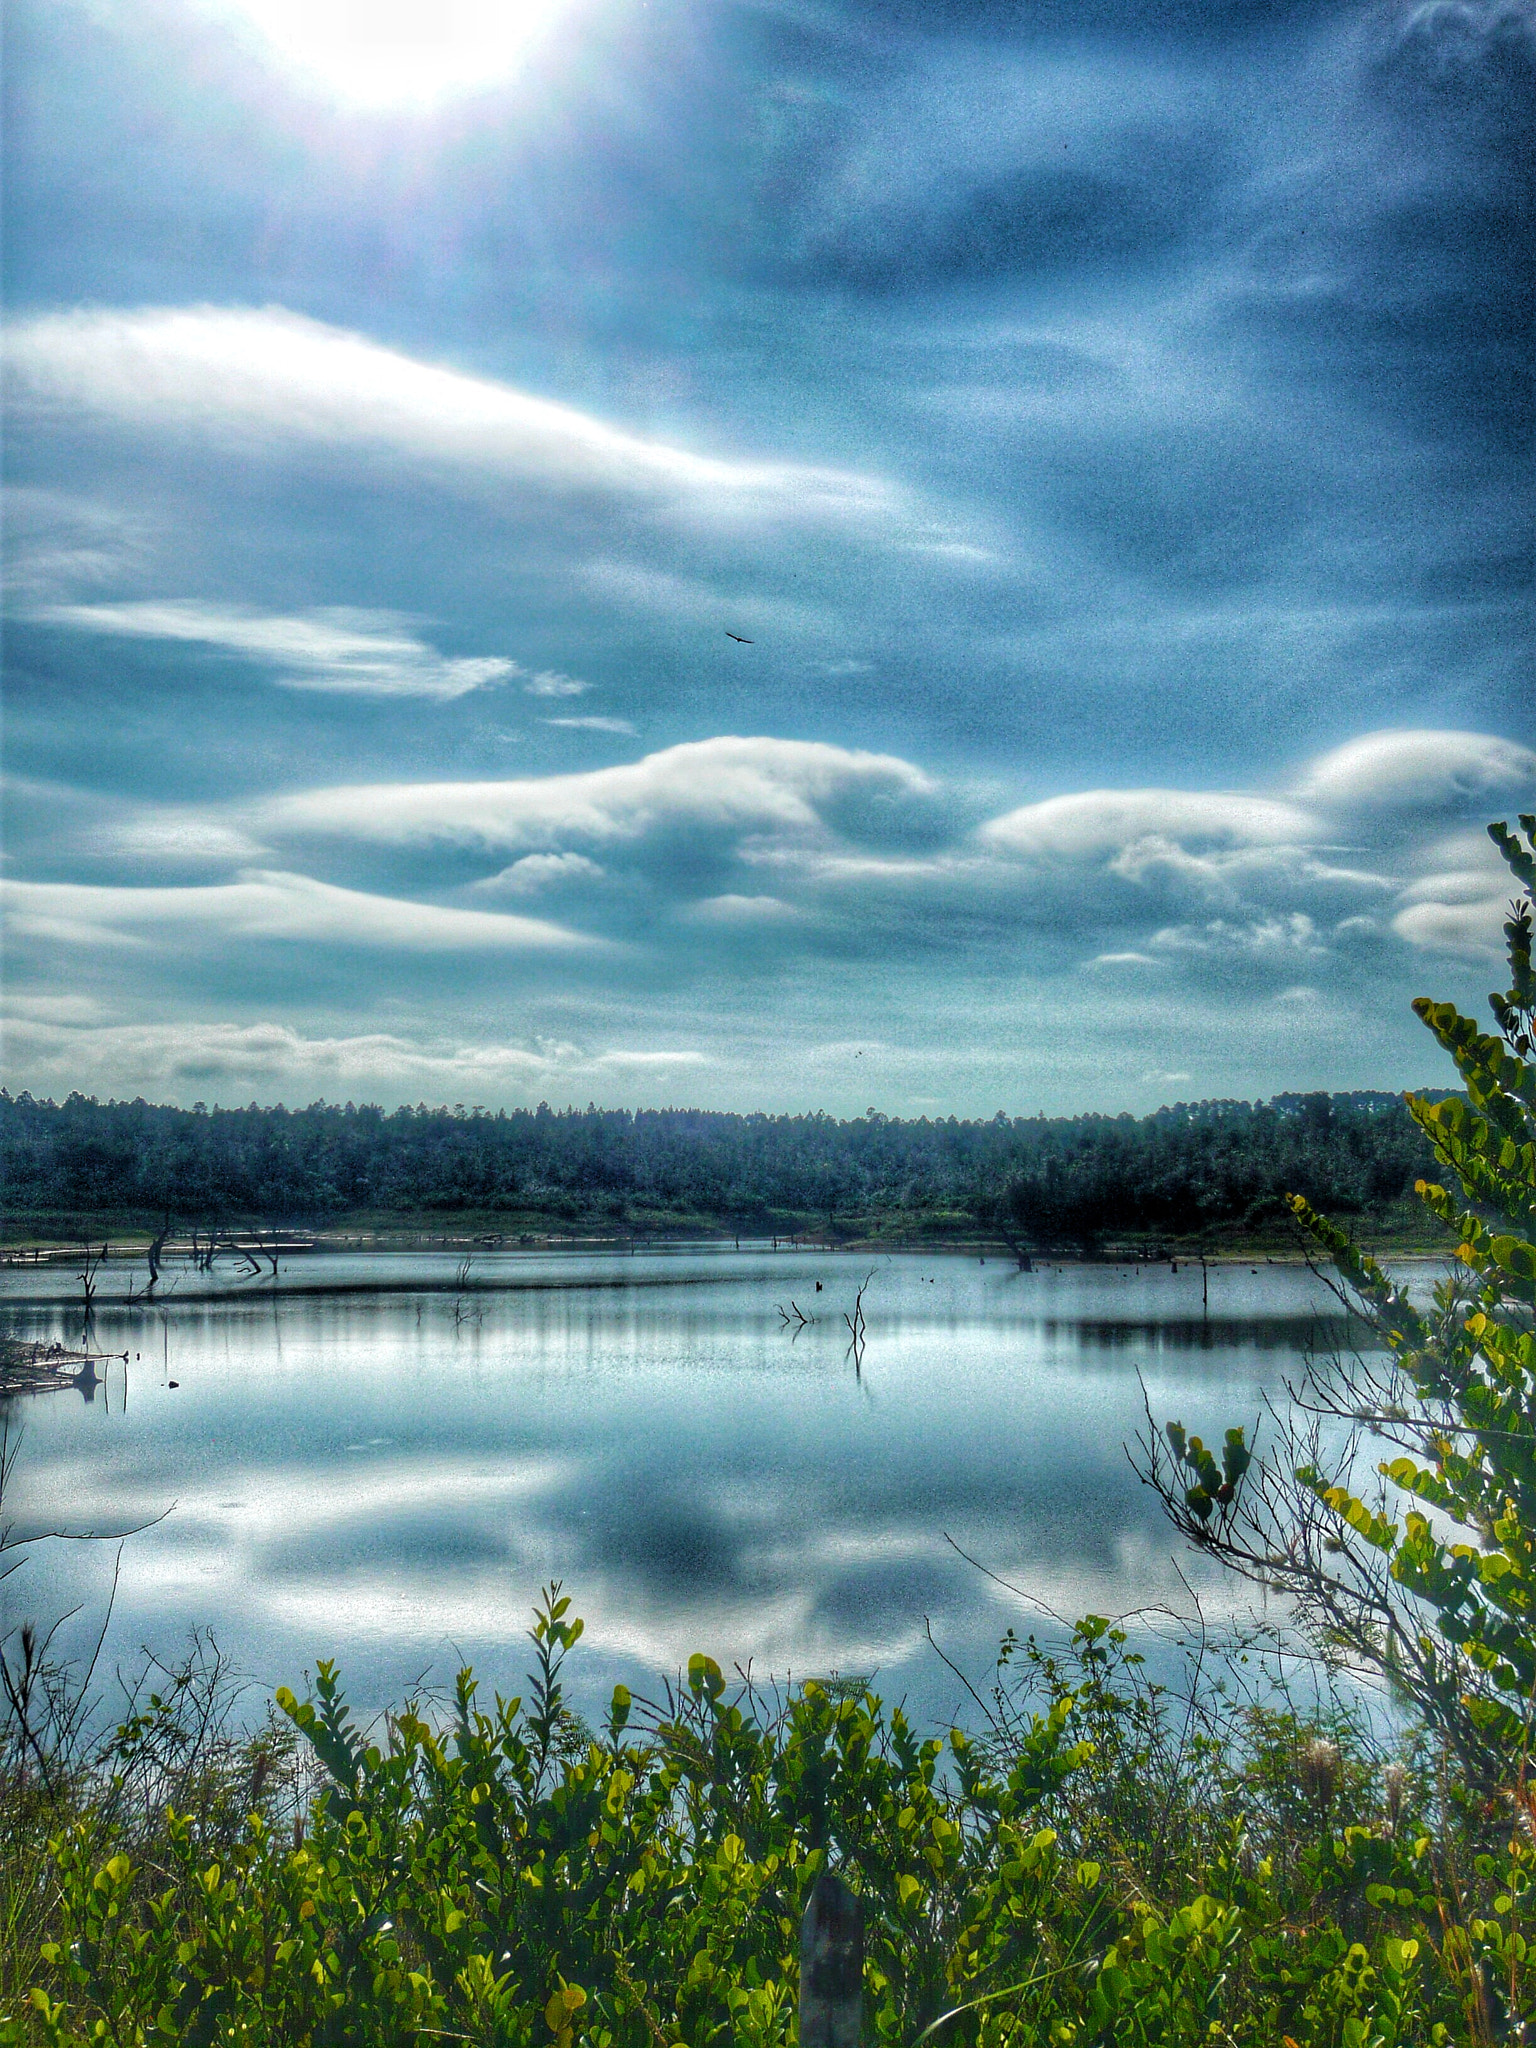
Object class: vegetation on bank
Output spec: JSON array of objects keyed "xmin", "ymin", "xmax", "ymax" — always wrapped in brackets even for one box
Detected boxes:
[
  {"xmin": 0, "ymin": 1590, "xmax": 1509, "ymax": 2048},
  {"xmin": 3, "ymin": 812, "xmax": 1536, "ymax": 2044},
  {"xmin": 2, "ymin": 1088, "xmax": 1439, "ymax": 1256}
]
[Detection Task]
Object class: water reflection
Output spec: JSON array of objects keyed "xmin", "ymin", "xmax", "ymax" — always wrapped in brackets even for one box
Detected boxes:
[{"xmin": 0, "ymin": 1252, "xmax": 1428, "ymax": 1732}]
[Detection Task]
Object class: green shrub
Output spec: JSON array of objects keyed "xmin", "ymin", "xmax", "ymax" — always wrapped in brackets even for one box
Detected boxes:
[{"xmin": 8, "ymin": 1588, "xmax": 1522, "ymax": 2046}]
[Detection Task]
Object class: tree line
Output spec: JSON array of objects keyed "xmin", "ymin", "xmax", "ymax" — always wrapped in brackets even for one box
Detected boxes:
[{"xmin": 0, "ymin": 1085, "xmax": 1439, "ymax": 1245}]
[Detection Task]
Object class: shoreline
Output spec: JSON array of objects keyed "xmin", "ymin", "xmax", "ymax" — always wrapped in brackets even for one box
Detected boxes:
[{"xmin": 0, "ymin": 1215, "xmax": 1451, "ymax": 1266}]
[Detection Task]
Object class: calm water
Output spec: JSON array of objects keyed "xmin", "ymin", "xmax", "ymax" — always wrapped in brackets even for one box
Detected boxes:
[{"xmin": 1, "ymin": 1248, "xmax": 1391, "ymax": 1731}]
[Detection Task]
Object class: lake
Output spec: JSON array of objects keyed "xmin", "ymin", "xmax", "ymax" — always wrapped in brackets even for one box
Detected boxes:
[{"xmin": 0, "ymin": 1246, "xmax": 1393, "ymax": 1733}]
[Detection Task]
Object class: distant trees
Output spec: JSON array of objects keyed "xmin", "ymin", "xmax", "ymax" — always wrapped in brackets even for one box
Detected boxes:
[
  {"xmin": 975, "ymin": 1091, "xmax": 1433, "ymax": 1253},
  {"xmin": 0, "ymin": 1085, "xmax": 1435, "ymax": 1243}
]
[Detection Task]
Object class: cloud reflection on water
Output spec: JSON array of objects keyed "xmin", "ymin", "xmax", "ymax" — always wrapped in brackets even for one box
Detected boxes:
[{"xmin": 0, "ymin": 1251, "xmax": 1380, "ymax": 1727}]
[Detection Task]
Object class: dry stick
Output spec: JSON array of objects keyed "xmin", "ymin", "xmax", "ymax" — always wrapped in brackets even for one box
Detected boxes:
[{"xmin": 922, "ymin": 1614, "xmax": 1004, "ymax": 1736}]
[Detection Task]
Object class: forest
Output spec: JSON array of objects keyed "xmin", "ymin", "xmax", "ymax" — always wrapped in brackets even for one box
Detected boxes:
[{"xmin": 0, "ymin": 1087, "xmax": 1438, "ymax": 1249}]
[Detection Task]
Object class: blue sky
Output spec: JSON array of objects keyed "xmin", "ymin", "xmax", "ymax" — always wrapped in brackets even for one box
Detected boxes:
[{"xmin": 2, "ymin": 0, "xmax": 1532, "ymax": 1114}]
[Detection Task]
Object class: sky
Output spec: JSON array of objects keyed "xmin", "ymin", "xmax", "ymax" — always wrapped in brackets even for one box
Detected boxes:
[{"xmin": 2, "ymin": 0, "xmax": 1532, "ymax": 1117}]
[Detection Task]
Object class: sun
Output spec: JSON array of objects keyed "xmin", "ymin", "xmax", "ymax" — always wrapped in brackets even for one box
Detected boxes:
[{"xmin": 225, "ymin": 0, "xmax": 571, "ymax": 109}]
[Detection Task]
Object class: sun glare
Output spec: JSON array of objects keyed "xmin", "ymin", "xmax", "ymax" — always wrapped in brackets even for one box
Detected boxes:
[{"xmin": 225, "ymin": 0, "xmax": 569, "ymax": 108}]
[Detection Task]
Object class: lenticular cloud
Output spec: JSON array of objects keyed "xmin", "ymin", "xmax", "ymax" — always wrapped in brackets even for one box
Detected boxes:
[
  {"xmin": 4, "ymin": 306, "xmax": 895, "ymax": 518},
  {"xmin": 256, "ymin": 737, "xmax": 938, "ymax": 851}
]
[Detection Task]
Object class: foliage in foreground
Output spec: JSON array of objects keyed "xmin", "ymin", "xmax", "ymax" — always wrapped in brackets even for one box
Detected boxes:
[
  {"xmin": 1143, "ymin": 816, "xmax": 1536, "ymax": 1789},
  {"xmin": 2, "ymin": 1589, "xmax": 1530, "ymax": 2048}
]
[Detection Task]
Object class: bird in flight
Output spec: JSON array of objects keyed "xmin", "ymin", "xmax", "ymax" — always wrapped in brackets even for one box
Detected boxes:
[{"xmin": 725, "ymin": 631, "xmax": 753, "ymax": 643}]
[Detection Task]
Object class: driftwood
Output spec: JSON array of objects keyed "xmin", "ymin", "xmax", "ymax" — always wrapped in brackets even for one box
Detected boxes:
[{"xmin": 0, "ymin": 1340, "xmax": 124, "ymax": 1397}]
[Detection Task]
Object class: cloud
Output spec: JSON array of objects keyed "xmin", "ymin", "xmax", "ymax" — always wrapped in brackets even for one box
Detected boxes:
[
  {"xmin": 1296, "ymin": 730, "xmax": 1536, "ymax": 815},
  {"xmin": 1392, "ymin": 895, "xmax": 1510, "ymax": 959},
  {"xmin": 37, "ymin": 722, "xmax": 1527, "ymax": 979},
  {"xmin": 5, "ymin": 306, "xmax": 898, "ymax": 519},
  {"xmin": 30, "ymin": 599, "xmax": 516, "ymax": 699},
  {"xmin": 1390, "ymin": 826, "xmax": 1522, "ymax": 959},
  {"xmin": 256, "ymin": 737, "xmax": 938, "ymax": 852},
  {"xmin": 5, "ymin": 724, "xmax": 1531, "ymax": 1108},
  {"xmin": 0, "ymin": 1015, "xmax": 712, "ymax": 1099},
  {"xmin": 110, "ymin": 811, "xmax": 272, "ymax": 865},
  {"xmin": 799, "ymin": 107, "xmax": 1228, "ymax": 295},
  {"xmin": 4, "ymin": 992, "xmax": 107, "ymax": 1026},
  {"xmin": 470, "ymin": 853, "xmax": 606, "ymax": 897},
  {"xmin": 2, "ymin": 870, "xmax": 591, "ymax": 953},
  {"xmin": 685, "ymin": 894, "xmax": 802, "ymax": 924},
  {"xmin": 542, "ymin": 715, "xmax": 637, "ymax": 735},
  {"xmin": 980, "ymin": 788, "xmax": 1317, "ymax": 860},
  {"xmin": 524, "ymin": 672, "xmax": 590, "ymax": 698},
  {"xmin": 596, "ymin": 1048, "xmax": 714, "ymax": 1070},
  {"xmin": 1149, "ymin": 914, "xmax": 1329, "ymax": 964},
  {"xmin": 579, "ymin": 560, "xmax": 843, "ymax": 635},
  {"xmin": 1, "ymin": 488, "xmax": 152, "ymax": 600},
  {"xmin": 956, "ymin": 735, "xmax": 1532, "ymax": 967}
]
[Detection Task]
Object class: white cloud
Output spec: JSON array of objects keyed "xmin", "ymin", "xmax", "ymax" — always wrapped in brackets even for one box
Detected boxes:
[
  {"xmin": 594, "ymin": 1049, "xmax": 714, "ymax": 1069},
  {"xmin": 1392, "ymin": 897, "xmax": 1509, "ymax": 958},
  {"xmin": 31, "ymin": 599, "xmax": 515, "ymax": 700},
  {"xmin": 3, "ymin": 992, "xmax": 107, "ymax": 1025},
  {"xmin": 0, "ymin": 1015, "xmax": 710, "ymax": 1099},
  {"xmin": 542, "ymin": 715, "xmax": 637, "ymax": 735},
  {"xmin": 1, "ymin": 488, "xmax": 152, "ymax": 600},
  {"xmin": 981, "ymin": 788, "xmax": 1316, "ymax": 860},
  {"xmin": 1149, "ymin": 914, "xmax": 1328, "ymax": 963},
  {"xmin": 1389, "ymin": 825, "xmax": 1522, "ymax": 960},
  {"xmin": 257, "ymin": 737, "xmax": 936, "ymax": 851},
  {"xmin": 958, "ymin": 733, "xmax": 1534, "ymax": 970},
  {"xmin": 685, "ymin": 894, "xmax": 802, "ymax": 923},
  {"xmin": 470, "ymin": 853, "xmax": 606, "ymax": 897},
  {"xmin": 2, "ymin": 870, "xmax": 591, "ymax": 953},
  {"xmin": 5, "ymin": 306, "xmax": 897, "ymax": 519},
  {"xmin": 524, "ymin": 672, "xmax": 590, "ymax": 698},
  {"xmin": 7, "ymin": 728, "xmax": 1529, "ymax": 1059},
  {"xmin": 99, "ymin": 807, "xmax": 272, "ymax": 866},
  {"xmin": 1297, "ymin": 730, "xmax": 1536, "ymax": 815}
]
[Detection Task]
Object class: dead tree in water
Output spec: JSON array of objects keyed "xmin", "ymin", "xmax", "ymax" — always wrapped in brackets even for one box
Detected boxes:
[
  {"xmin": 75, "ymin": 1241, "xmax": 106, "ymax": 1337},
  {"xmin": 187, "ymin": 1227, "xmax": 225, "ymax": 1274},
  {"xmin": 995, "ymin": 1224, "xmax": 1034, "ymax": 1272},
  {"xmin": 452, "ymin": 1254, "xmax": 483, "ymax": 1328},
  {"xmin": 843, "ymin": 1270, "xmax": 874, "ymax": 1374},
  {"xmin": 145, "ymin": 1213, "xmax": 172, "ymax": 1293},
  {"xmin": 260, "ymin": 1234, "xmax": 281, "ymax": 1281}
]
